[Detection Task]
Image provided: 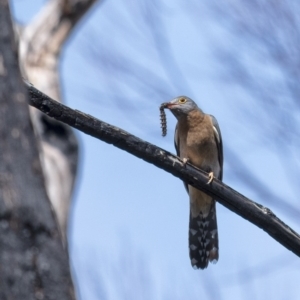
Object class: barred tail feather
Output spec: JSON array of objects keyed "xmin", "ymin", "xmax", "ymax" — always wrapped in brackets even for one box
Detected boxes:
[{"xmin": 189, "ymin": 201, "xmax": 219, "ymax": 269}]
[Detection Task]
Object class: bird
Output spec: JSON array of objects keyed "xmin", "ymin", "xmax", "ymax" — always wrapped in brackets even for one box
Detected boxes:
[{"xmin": 165, "ymin": 96, "xmax": 223, "ymax": 269}]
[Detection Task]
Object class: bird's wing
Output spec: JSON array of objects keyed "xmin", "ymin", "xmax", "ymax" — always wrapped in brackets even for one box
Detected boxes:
[
  {"xmin": 174, "ymin": 123, "xmax": 180, "ymax": 156},
  {"xmin": 210, "ymin": 115, "xmax": 223, "ymax": 180},
  {"xmin": 174, "ymin": 123, "xmax": 189, "ymax": 192}
]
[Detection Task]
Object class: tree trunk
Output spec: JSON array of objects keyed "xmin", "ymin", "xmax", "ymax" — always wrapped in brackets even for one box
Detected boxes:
[{"xmin": 0, "ymin": 1, "xmax": 75, "ymax": 299}]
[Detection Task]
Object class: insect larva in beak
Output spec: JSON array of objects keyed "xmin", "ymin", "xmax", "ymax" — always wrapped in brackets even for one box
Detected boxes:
[{"xmin": 159, "ymin": 103, "xmax": 168, "ymax": 137}]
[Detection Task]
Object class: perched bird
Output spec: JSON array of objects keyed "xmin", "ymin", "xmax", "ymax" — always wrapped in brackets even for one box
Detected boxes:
[{"xmin": 165, "ymin": 96, "xmax": 223, "ymax": 269}]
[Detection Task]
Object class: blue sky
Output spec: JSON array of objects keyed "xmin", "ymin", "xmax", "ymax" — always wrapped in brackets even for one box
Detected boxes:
[{"xmin": 11, "ymin": 0, "xmax": 300, "ymax": 299}]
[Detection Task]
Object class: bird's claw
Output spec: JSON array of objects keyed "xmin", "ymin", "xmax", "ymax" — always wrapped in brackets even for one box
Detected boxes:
[
  {"xmin": 207, "ymin": 172, "xmax": 214, "ymax": 184},
  {"xmin": 182, "ymin": 158, "xmax": 189, "ymax": 167}
]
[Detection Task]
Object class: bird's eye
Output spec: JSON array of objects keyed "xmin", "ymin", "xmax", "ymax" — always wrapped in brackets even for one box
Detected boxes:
[{"xmin": 179, "ymin": 98, "xmax": 187, "ymax": 104}]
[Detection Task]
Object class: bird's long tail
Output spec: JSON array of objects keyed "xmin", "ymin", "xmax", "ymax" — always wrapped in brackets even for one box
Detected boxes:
[{"xmin": 188, "ymin": 201, "xmax": 219, "ymax": 269}]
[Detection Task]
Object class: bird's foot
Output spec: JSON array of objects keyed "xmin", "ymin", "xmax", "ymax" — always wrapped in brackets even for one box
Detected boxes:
[
  {"xmin": 207, "ymin": 172, "xmax": 214, "ymax": 184},
  {"xmin": 182, "ymin": 158, "xmax": 189, "ymax": 167}
]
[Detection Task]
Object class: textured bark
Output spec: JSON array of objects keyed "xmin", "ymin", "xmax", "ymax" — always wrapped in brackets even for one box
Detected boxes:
[
  {"xmin": 27, "ymin": 81, "xmax": 300, "ymax": 258},
  {"xmin": 0, "ymin": 2, "xmax": 74, "ymax": 299},
  {"xmin": 17, "ymin": 0, "xmax": 99, "ymax": 242}
]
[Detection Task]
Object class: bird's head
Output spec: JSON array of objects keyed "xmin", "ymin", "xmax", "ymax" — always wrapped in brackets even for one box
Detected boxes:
[{"xmin": 164, "ymin": 96, "xmax": 199, "ymax": 119}]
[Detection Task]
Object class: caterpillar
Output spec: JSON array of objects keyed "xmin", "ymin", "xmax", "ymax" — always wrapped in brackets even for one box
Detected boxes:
[{"xmin": 159, "ymin": 103, "xmax": 168, "ymax": 137}]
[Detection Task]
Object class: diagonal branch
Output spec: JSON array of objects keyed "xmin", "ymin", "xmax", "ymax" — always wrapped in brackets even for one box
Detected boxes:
[
  {"xmin": 20, "ymin": 0, "xmax": 100, "ymax": 100},
  {"xmin": 25, "ymin": 80, "xmax": 300, "ymax": 258}
]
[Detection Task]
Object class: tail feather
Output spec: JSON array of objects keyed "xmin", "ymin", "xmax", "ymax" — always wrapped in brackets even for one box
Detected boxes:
[{"xmin": 189, "ymin": 201, "xmax": 219, "ymax": 269}]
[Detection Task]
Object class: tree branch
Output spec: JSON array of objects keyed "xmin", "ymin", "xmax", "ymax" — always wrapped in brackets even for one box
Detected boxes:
[
  {"xmin": 19, "ymin": 0, "xmax": 100, "ymax": 99},
  {"xmin": 26, "ymin": 80, "xmax": 300, "ymax": 258}
]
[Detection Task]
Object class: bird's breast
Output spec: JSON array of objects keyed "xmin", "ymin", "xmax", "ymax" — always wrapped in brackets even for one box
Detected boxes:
[
  {"xmin": 176, "ymin": 113, "xmax": 219, "ymax": 170},
  {"xmin": 186, "ymin": 132, "xmax": 217, "ymax": 168}
]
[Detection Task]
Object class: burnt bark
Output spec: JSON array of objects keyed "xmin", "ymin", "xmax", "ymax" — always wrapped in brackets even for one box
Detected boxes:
[
  {"xmin": 27, "ymin": 81, "xmax": 300, "ymax": 259},
  {"xmin": 0, "ymin": 2, "xmax": 74, "ymax": 299}
]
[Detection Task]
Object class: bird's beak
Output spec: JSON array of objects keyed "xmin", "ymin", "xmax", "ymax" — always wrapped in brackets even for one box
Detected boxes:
[{"xmin": 162, "ymin": 102, "xmax": 176, "ymax": 109}]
